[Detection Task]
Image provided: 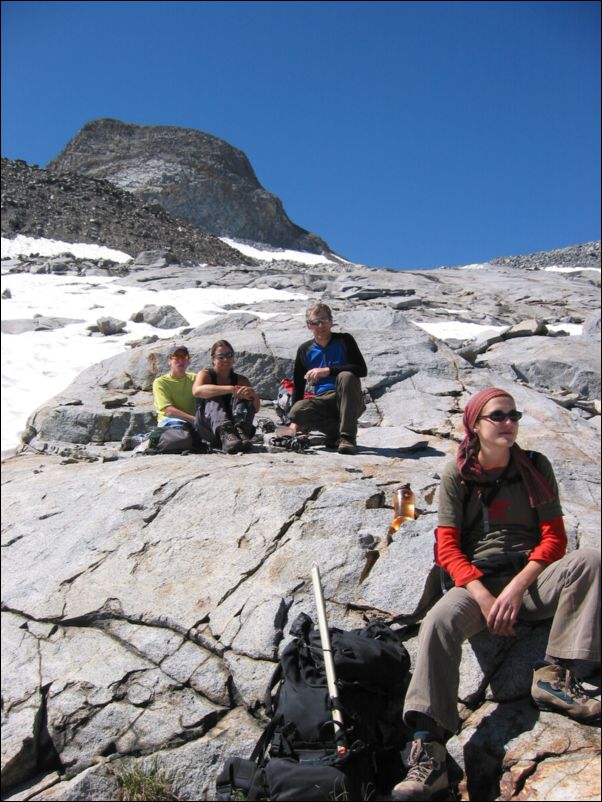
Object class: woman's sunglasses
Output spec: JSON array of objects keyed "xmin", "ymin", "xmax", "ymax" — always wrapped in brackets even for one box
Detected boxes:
[
  {"xmin": 478, "ymin": 410, "xmax": 523, "ymax": 423},
  {"xmin": 214, "ymin": 352, "xmax": 234, "ymax": 360}
]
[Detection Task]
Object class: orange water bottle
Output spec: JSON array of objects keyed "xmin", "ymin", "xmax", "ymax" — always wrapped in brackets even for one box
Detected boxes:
[{"xmin": 389, "ymin": 484, "xmax": 416, "ymax": 533}]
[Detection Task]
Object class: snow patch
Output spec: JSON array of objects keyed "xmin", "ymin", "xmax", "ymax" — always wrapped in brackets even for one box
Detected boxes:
[{"xmin": 2, "ymin": 234, "xmax": 133, "ymax": 263}]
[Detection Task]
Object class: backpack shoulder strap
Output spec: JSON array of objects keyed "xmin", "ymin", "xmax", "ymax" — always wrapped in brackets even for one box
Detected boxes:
[
  {"xmin": 462, "ymin": 479, "xmax": 474, "ymax": 512},
  {"xmin": 527, "ymin": 450, "xmax": 541, "ymax": 468},
  {"xmin": 263, "ymin": 662, "xmax": 283, "ymax": 715},
  {"xmin": 460, "ymin": 479, "xmax": 481, "ymax": 534}
]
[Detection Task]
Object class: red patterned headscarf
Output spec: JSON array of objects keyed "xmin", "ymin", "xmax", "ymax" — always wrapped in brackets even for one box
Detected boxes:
[{"xmin": 457, "ymin": 387, "xmax": 555, "ymax": 507}]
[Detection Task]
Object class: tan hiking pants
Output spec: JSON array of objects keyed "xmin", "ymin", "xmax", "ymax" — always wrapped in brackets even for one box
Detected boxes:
[{"xmin": 403, "ymin": 547, "xmax": 601, "ymax": 735}]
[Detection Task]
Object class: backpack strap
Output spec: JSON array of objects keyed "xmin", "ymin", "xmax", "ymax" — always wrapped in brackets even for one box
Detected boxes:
[
  {"xmin": 249, "ymin": 715, "xmax": 282, "ymax": 762},
  {"xmin": 246, "ymin": 661, "xmax": 287, "ymax": 764},
  {"xmin": 215, "ymin": 757, "xmax": 258, "ymax": 801},
  {"xmin": 263, "ymin": 662, "xmax": 283, "ymax": 715}
]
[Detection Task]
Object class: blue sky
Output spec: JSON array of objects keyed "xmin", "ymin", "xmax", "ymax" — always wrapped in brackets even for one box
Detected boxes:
[{"xmin": 1, "ymin": 1, "xmax": 600, "ymax": 270}]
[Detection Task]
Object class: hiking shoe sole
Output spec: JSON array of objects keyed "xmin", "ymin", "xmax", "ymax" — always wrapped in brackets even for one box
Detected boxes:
[
  {"xmin": 531, "ymin": 665, "xmax": 602, "ymax": 723},
  {"xmin": 533, "ymin": 696, "xmax": 601, "ymax": 723}
]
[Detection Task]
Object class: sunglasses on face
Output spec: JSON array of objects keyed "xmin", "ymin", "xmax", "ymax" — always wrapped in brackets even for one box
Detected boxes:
[
  {"xmin": 170, "ymin": 353, "xmax": 189, "ymax": 361},
  {"xmin": 478, "ymin": 410, "xmax": 523, "ymax": 423},
  {"xmin": 308, "ymin": 318, "xmax": 332, "ymax": 326},
  {"xmin": 214, "ymin": 352, "xmax": 234, "ymax": 360}
]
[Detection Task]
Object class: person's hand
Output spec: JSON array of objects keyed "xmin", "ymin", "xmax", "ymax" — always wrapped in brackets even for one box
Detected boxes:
[
  {"xmin": 233, "ymin": 385, "xmax": 255, "ymax": 400},
  {"xmin": 466, "ymin": 580, "xmax": 497, "ymax": 631},
  {"xmin": 304, "ymin": 367, "xmax": 330, "ymax": 382},
  {"xmin": 486, "ymin": 580, "xmax": 525, "ymax": 636}
]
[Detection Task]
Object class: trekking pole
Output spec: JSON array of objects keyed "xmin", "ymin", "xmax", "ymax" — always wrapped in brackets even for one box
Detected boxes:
[{"xmin": 311, "ymin": 563, "xmax": 347, "ymax": 755}]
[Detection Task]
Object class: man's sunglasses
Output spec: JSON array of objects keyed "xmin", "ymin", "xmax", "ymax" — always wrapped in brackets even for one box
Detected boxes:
[
  {"xmin": 478, "ymin": 410, "xmax": 523, "ymax": 423},
  {"xmin": 308, "ymin": 318, "xmax": 332, "ymax": 326},
  {"xmin": 170, "ymin": 353, "xmax": 189, "ymax": 360},
  {"xmin": 214, "ymin": 352, "xmax": 234, "ymax": 360}
]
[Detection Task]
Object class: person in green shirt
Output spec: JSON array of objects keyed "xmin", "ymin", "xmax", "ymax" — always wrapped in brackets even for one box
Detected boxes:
[{"xmin": 152, "ymin": 344, "xmax": 197, "ymax": 427}]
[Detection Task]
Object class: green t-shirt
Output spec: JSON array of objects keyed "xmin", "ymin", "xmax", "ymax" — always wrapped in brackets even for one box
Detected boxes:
[
  {"xmin": 152, "ymin": 372, "xmax": 197, "ymax": 423},
  {"xmin": 438, "ymin": 453, "xmax": 563, "ymax": 562}
]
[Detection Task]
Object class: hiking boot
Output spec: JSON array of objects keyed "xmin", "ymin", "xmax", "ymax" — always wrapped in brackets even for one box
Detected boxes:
[
  {"xmin": 531, "ymin": 662, "xmax": 601, "ymax": 723},
  {"xmin": 338, "ymin": 436, "xmax": 357, "ymax": 455},
  {"xmin": 391, "ymin": 737, "xmax": 449, "ymax": 801},
  {"xmin": 217, "ymin": 423, "xmax": 244, "ymax": 454},
  {"xmin": 235, "ymin": 425, "xmax": 255, "ymax": 452}
]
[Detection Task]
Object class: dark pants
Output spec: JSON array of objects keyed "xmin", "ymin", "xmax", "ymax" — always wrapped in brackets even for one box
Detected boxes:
[
  {"xmin": 196, "ymin": 396, "xmax": 255, "ymax": 447},
  {"xmin": 288, "ymin": 371, "xmax": 365, "ymax": 440}
]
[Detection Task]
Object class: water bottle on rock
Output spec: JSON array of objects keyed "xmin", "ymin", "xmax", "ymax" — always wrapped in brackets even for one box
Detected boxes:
[{"xmin": 389, "ymin": 484, "xmax": 416, "ymax": 533}]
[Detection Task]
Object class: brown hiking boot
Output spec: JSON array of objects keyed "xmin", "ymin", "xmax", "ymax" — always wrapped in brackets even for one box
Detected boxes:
[
  {"xmin": 217, "ymin": 423, "xmax": 243, "ymax": 454},
  {"xmin": 532, "ymin": 663, "xmax": 601, "ymax": 723},
  {"xmin": 337, "ymin": 436, "xmax": 357, "ymax": 455},
  {"xmin": 392, "ymin": 737, "xmax": 450, "ymax": 801}
]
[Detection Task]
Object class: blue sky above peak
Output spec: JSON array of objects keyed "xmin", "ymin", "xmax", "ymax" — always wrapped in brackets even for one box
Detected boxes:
[{"xmin": 1, "ymin": 0, "xmax": 600, "ymax": 270}]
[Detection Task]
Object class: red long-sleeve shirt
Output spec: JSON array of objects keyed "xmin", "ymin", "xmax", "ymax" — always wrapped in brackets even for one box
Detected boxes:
[{"xmin": 435, "ymin": 516, "xmax": 567, "ymax": 587}]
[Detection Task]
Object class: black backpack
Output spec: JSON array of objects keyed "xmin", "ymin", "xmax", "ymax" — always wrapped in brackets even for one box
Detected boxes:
[
  {"xmin": 147, "ymin": 423, "xmax": 208, "ymax": 454},
  {"xmin": 216, "ymin": 613, "xmax": 411, "ymax": 801}
]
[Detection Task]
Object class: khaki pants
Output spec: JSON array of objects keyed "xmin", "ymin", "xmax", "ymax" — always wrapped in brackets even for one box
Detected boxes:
[
  {"xmin": 404, "ymin": 547, "xmax": 601, "ymax": 735},
  {"xmin": 288, "ymin": 371, "xmax": 365, "ymax": 440}
]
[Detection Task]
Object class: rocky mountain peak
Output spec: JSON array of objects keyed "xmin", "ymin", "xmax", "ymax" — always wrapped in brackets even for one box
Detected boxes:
[
  {"xmin": 0, "ymin": 157, "xmax": 254, "ymax": 266},
  {"xmin": 46, "ymin": 118, "xmax": 331, "ymax": 254}
]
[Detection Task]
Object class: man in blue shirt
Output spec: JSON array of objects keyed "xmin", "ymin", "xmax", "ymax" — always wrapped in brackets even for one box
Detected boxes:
[{"xmin": 289, "ymin": 303, "xmax": 367, "ymax": 454}]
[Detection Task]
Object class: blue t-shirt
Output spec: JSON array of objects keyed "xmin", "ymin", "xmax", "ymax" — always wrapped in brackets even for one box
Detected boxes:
[
  {"xmin": 292, "ymin": 332, "xmax": 367, "ymax": 402},
  {"xmin": 303, "ymin": 339, "xmax": 348, "ymax": 394}
]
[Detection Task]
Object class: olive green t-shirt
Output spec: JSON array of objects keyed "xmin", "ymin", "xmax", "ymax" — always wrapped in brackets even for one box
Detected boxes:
[
  {"xmin": 438, "ymin": 453, "xmax": 563, "ymax": 562},
  {"xmin": 152, "ymin": 372, "xmax": 197, "ymax": 423}
]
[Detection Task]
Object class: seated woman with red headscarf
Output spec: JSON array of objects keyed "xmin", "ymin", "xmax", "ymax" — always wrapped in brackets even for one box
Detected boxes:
[{"xmin": 392, "ymin": 387, "xmax": 601, "ymax": 802}]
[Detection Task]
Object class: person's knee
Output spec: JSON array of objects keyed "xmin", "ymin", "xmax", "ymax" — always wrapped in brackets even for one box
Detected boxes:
[
  {"xmin": 336, "ymin": 370, "xmax": 360, "ymax": 389},
  {"xmin": 335, "ymin": 372, "xmax": 364, "ymax": 411},
  {"xmin": 420, "ymin": 606, "xmax": 458, "ymax": 642},
  {"xmin": 570, "ymin": 547, "xmax": 601, "ymax": 579},
  {"xmin": 289, "ymin": 399, "xmax": 318, "ymax": 427},
  {"xmin": 420, "ymin": 591, "xmax": 482, "ymax": 642}
]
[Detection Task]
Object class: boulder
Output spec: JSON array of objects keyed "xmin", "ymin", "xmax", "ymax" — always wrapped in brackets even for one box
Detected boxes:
[
  {"xmin": 1, "ymin": 252, "xmax": 600, "ymax": 801},
  {"xmin": 130, "ymin": 304, "xmax": 189, "ymax": 328},
  {"xmin": 95, "ymin": 316, "xmax": 127, "ymax": 336},
  {"xmin": 475, "ymin": 335, "xmax": 601, "ymax": 401}
]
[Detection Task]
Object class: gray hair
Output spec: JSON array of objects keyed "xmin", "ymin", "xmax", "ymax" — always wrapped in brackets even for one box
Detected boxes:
[{"xmin": 305, "ymin": 302, "xmax": 333, "ymax": 322}]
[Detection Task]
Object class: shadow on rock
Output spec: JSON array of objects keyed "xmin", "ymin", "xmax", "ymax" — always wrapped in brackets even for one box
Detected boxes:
[
  {"xmin": 357, "ymin": 446, "xmax": 448, "ymax": 458},
  {"xmin": 462, "ymin": 702, "xmax": 540, "ymax": 800}
]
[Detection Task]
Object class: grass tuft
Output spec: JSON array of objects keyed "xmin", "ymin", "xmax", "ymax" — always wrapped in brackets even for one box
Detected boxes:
[{"xmin": 115, "ymin": 760, "xmax": 180, "ymax": 801}]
